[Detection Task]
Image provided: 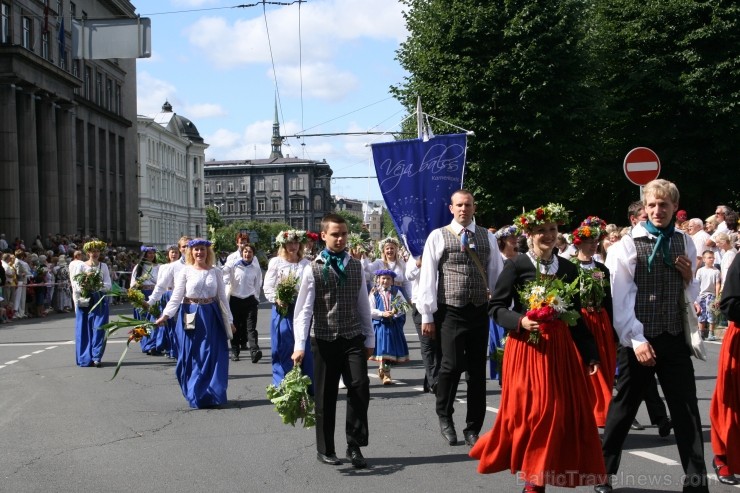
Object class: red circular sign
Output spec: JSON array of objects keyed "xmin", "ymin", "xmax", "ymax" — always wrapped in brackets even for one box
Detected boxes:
[{"xmin": 623, "ymin": 147, "xmax": 661, "ymax": 186}]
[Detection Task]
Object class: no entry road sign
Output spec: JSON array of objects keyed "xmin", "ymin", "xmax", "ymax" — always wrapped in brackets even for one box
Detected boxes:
[{"xmin": 623, "ymin": 147, "xmax": 661, "ymax": 186}]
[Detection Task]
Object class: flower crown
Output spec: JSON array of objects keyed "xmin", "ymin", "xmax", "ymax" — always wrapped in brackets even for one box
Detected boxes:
[
  {"xmin": 495, "ymin": 225, "xmax": 519, "ymax": 239},
  {"xmin": 379, "ymin": 237, "xmax": 400, "ymax": 250},
  {"xmin": 515, "ymin": 203, "xmax": 570, "ymax": 233},
  {"xmin": 275, "ymin": 230, "xmax": 307, "ymax": 246},
  {"xmin": 306, "ymin": 232, "xmax": 319, "ymax": 241},
  {"xmin": 140, "ymin": 245, "xmax": 156, "ymax": 253},
  {"xmin": 187, "ymin": 239, "xmax": 212, "ymax": 248},
  {"xmin": 83, "ymin": 239, "xmax": 107, "ymax": 252},
  {"xmin": 572, "ymin": 216, "xmax": 607, "ymax": 245},
  {"xmin": 374, "ymin": 269, "xmax": 397, "ymax": 279}
]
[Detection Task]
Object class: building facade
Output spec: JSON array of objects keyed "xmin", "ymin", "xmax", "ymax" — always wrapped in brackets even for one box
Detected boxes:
[
  {"xmin": 203, "ymin": 110, "xmax": 333, "ymax": 232},
  {"xmin": 0, "ymin": 0, "xmax": 139, "ymax": 245},
  {"xmin": 137, "ymin": 101, "xmax": 207, "ymax": 248}
]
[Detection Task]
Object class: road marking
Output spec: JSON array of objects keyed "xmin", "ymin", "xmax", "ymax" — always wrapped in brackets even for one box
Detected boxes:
[
  {"xmin": 0, "ymin": 365, "xmax": 5, "ymax": 369},
  {"xmin": 486, "ymin": 406, "xmax": 499, "ymax": 413},
  {"xmin": 4, "ymin": 360, "xmax": 18, "ymax": 365},
  {"xmin": 18, "ymin": 355, "xmax": 31, "ymax": 359},
  {"xmin": 628, "ymin": 451, "xmax": 679, "ymax": 465},
  {"xmin": 32, "ymin": 350, "xmax": 45, "ymax": 354}
]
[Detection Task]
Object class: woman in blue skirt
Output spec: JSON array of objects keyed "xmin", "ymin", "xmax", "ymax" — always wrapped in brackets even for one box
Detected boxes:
[
  {"xmin": 72, "ymin": 239, "xmax": 111, "ymax": 368},
  {"xmin": 155, "ymin": 239, "xmax": 235, "ymax": 409}
]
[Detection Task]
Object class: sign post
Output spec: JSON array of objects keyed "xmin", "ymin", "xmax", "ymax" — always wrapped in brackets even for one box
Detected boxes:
[{"xmin": 623, "ymin": 147, "xmax": 661, "ymax": 199}]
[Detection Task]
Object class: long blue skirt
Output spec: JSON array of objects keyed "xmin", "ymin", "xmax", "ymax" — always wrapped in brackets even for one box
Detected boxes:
[
  {"xmin": 75, "ymin": 292, "xmax": 109, "ymax": 367},
  {"xmin": 137, "ymin": 289, "xmax": 163, "ymax": 353},
  {"xmin": 270, "ymin": 306, "xmax": 313, "ymax": 390},
  {"xmin": 159, "ymin": 291, "xmax": 176, "ymax": 357},
  {"xmin": 488, "ymin": 317, "xmax": 505, "ymax": 380},
  {"xmin": 175, "ymin": 302, "xmax": 230, "ymax": 408},
  {"xmin": 370, "ymin": 316, "xmax": 409, "ymax": 363}
]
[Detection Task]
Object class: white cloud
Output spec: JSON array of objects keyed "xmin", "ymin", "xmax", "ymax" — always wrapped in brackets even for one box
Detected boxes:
[
  {"xmin": 169, "ymin": 0, "xmax": 220, "ymax": 7},
  {"xmin": 182, "ymin": 103, "xmax": 227, "ymax": 119},
  {"xmin": 276, "ymin": 62, "xmax": 358, "ymax": 101},
  {"xmin": 136, "ymin": 71, "xmax": 178, "ymax": 116}
]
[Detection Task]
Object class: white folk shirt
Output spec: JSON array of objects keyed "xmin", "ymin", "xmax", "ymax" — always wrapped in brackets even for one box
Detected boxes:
[
  {"xmin": 148, "ymin": 258, "xmax": 188, "ymax": 304},
  {"xmin": 223, "ymin": 260, "xmax": 262, "ymax": 299}
]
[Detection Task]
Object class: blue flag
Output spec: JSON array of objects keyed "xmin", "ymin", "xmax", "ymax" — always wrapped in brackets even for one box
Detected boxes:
[{"xmin": 371, "ymin": 134, "xmax": 467, "ymax": 257}]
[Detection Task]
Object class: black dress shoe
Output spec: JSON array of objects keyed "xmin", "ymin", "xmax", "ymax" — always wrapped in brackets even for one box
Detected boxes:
[
  {"xmin": 593, "ymin": 483, "xmax": 612, "ymax": 493},
  {"xmin": 231, "ymin": 352, "xmax": 240, "ymax": 362},
  {"xmin": 463, "ymin": 432, "xmax": 479, "ymax": 447},
  {"xmin": 439, "ymin": 419, "xmax": 457, "ymax": 445},
  {"xmin": 713, "ymin": 456, "xmax": 740, "ymax": 485},
  {"xmin": 251, "ymin": 350, "xmax": 263, "ymax": 363},
  {"xmin": 346, "ymin": 446, "xmax": 367, "ymax": 469},
  {"xmin": 316, "ymin": 452, "xmax": 341, "ymax": 465},
  {"xmin": 657, "ymin": 417, "xmax": 672, "ymax": 437},
  {"xmin": 630, "ymin": 419, "xmax": 645, "ymax": 430}
]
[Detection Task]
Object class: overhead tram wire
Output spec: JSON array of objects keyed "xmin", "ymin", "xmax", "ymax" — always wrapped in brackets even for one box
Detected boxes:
[
  {"xmin": 142, "ymin": 1, "xmax": 306, "ymax": 17},
  {"xmin": 298, "ymin": 1, "xmax": 305, "ymax": 157}
]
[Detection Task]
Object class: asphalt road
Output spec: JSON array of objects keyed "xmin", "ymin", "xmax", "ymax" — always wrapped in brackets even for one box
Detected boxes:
[{"xmin": 0, "ymin": 305, "xmax": 735, "ymax": 493}]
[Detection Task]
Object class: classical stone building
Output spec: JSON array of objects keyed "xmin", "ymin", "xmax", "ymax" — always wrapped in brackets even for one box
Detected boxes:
[
  {"xmin": 0, "ymin": 0, "xmax": 139, "ymax": 245},
  {"xmin": 137, "ymin": 101, "xmax": 207, "ymax": 248},
  {"xmin": 203, "ymin": 109, "xmax": 333, "ymax": 233}
]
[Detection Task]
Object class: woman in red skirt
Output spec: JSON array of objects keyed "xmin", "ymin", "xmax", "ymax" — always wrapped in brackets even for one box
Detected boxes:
[
  {"xmin": 710, "ymin": 257, "xmax": 740, "ymax": 485},
  {"xmin": 470, "ymin": 204, "xmax": 606, "ymax": 492},
  {"xmin": 571, "ymin": 216, "xmax": 617, "ymax": 427}
]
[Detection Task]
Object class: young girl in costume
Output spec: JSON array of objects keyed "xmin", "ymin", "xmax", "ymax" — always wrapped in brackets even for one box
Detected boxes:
[{"xmin": 369, "ymin": 269, "xmax": 410, "ymax": 385}]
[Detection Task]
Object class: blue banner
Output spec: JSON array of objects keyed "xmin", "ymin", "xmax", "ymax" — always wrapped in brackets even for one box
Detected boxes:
[{"xmin": 371, "ymin": 134, "xmax": 467, "ymax": 257}]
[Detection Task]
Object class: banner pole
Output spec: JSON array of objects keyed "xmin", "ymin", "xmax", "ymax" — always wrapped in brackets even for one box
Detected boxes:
[{"xmin": 416, "ymin": 96, "xmax": 423, "ymax": 139}]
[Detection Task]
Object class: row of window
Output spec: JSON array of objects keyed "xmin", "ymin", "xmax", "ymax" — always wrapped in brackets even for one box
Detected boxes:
[
  {"xmin": 207, "ymin": 196, "xmax": 322, "ymax": 213},
  {"xmin": 203, "ymin": 177, "xmax": 327, "ymax": 194}
]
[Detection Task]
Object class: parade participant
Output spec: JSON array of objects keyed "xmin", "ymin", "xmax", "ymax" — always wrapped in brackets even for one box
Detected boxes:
[
  {"xmin": 490, "ymin": 225, "xmax": 519, "ymax": 382},
  {"xmin": 710, "ymin": 256, "xmax": 740, "ymax": 485},
  {"xmin": 223, "ymin": 243, "xmax": 262, "ymax": 363},
  {"xmin": 292, "ymin": 213, "xmax": 374, "ymax": 469},
  {"xmin": 363, "ymin": 237, "xmax": 411, "ymax": 300},
  {"xmin": 368, "ymin": 269, "xmax": 410, "ymax": 385},
  {"xmin": 72, "ymin": 239, "xmax": 111, "ymax": 368},
  {"xmin": 471, "ymin": 204, "xmax": 605, "ymax": 492},
  {"xmin": 597, "ymin": 179, "xmax": 708, "ymax": 493},
  {"xmin": 155, "ymin": 239, "xmax": 235, "ymax": 409},
  {"xmin": 406, "ymin": 254, "xmax": 442, "ymax": 394},
  {"xmin": 225, "ymin": 232, "xmax": 250, "ymax": 266},
  {"xmin": 571, "ymin": 216, "xmax": 616, "ymax": 427},
  {"xmin": 304, "ymin": 231, "xmax": 319, "ymax": 260},
  {"xmin": 263, "ymin": 230, "xmax": 312, "ymax": 387},
  {"xmin": 133, "ymin": 246, "xmax": 161, "ymax": 355},
  {"xmin": 418, "ymin": 190, "xmax": 503, "ymax": 447},
  {"xmin": 147, "ymin": 238, "xmax": 190, "ymax": 359}
]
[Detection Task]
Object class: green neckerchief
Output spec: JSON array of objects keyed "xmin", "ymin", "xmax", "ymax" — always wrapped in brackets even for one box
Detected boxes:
[
  {"xmin": 643, "ymin": 219, "xmax": 675, "ymax": 272},
  {"xmin": 319, "ymin": 249, "xmax": 347, "ymax": 285}
]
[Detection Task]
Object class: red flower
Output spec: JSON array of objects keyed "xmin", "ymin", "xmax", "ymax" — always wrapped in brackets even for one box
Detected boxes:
[{"xmin": 535, "ymin": 208, "xmax": 545, "ymax": 220}]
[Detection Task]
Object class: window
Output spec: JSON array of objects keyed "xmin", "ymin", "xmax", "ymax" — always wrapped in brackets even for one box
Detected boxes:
[
  {"xmin": 84, "ymin": 65, "xmax": 91, "ymax": 98},
  {"xmin": 96, "ymin": 72, "xmax": 103, "ymax": 105},
  {"xmin": 228, "ymin": 202, "xmax": 235, "ymax": 213},
  {"xmin": 70, "ymin": 2, "xmax": 76, "ymax": 18},
  {"xmin": 106, "ymin": 79, "xmax": 113, "ymax": 111},
  {"xmin": 290, "ymin": 218, "xmax": 304, "ymax": 229},
  {"xmin": 257, "ymin": 199, "xmax": 266, "ymax": 212},
  {"xmin": 41, "ymin": 31, "xmax": 49, "ymax": 59},
  {"xmin": 192, "ymin": 156, "xmax": 197, "ymax": 175},
  {"xmin": 215, "ymin": 182, "xmax": 221, "ymax": 193},
  {"xmin": 313, "ymin": 196, "xmax": 322, "ymax": 210},
  {"xmin": 314, "ymin": 179, "xmax": 322, "ymax": 188},
  {"xmin": 239, "ymin": 201, "xmax": 247, "ymax": 213},
  {"xmin": 1, "ymin": 3, "xmax": 9, "ymax": 45},
  {"xmin": 289, "ymin": 177, "xmax": 304, "ymax": 190},
  {"xmin": 271, "ymin": 199, "xmax": 279, "ymax": 211},
  {"xmin": 204, "ymin": 182, "xmax": 211, "ymax": 194},
  {"xmin": 193, "ymin": 186, "xmax": 199, "ymax": 207},
  {"xmin": 240, "ymin": 179, "xmax": 247, "ymax": 192},
  {"xmin": 115, "ymin": 84, "xmax": 121, "ymax": 114},
  {"xmin": 227, "ymin": 181, "xmax": 234, "ymax": 193},
  {"xmin": 290, "ymin": 199, "xmax": 303, "ymax": 212},
  {"xmin": 256, "ymin": 179, "xmax": 265, "ymax": 192},
  {"xmin": 272, "ymin": 178, "xmax": 279, "ymax": 190},
  {"xmin": 22, "ymin": 16, "xmax": 32, "ymax": 49}
]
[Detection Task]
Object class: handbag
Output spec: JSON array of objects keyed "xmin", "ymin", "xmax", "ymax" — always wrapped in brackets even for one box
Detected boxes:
[
  {"xmin": 185, "ymin": 310, "xmax": 196, "ymax": 330},
  {"xmin": 680, "ymin": 235, "xmax": 707, "ymax": 361}
]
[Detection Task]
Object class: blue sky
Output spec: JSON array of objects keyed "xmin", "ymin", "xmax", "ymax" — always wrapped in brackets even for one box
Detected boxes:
[{"xmin": 136, "ymin": 0, "xmax": 410, "ymax": 201}]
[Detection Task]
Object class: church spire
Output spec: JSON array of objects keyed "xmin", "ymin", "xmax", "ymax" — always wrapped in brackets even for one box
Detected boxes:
[{"xmin": 270, "ymin": 96, "xmax": 283, "ymax": 159}]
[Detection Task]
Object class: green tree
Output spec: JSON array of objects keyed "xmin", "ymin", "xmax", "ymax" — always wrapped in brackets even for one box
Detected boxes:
[
  {"xmin": 381, "ymin": 208, "xmax": 398, "ymax": 238},
  {"xmin": 205, "ymin": 206, "xmax": 224, "ymax": 231},
  {"xmin": 337, "ymin": 211, "xmax": 363, "ymax": 234}
]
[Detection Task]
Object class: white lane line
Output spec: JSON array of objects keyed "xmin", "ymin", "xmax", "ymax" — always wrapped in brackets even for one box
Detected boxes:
[
  {"xmin": 486, "ymin": 406, "xmax": 499, "ymax": 413},
  {"xmin": 628, "ymin": 451, "xmax": 679, "ymax": 466},
  {"xmin": 0, "ymin": 365, "xmax": 5, "ymax": 369},
  {"xmin": 32, "ymin": 350, "xmax": 45, "ymax": 354},
  {"xmin": 18, "ymin": 355, "xmax": 31, "ymax": 359},
  {"xmin": 4, "ymin": 360, "xmax": 18, "ymax": 365}
]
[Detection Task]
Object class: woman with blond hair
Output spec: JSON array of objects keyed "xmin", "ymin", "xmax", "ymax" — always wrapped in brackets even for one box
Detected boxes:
[
  {"xmin": 72, "ymin": 240, "xmax": 111, "ymax": 367},
  {"xmin": 363, "ymin": 236, "xmax": 411, "ymax": 300}
]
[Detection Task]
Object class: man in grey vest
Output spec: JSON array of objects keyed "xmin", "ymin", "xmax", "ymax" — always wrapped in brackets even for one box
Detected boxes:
[
  {"xmin": 418, "ymin": 189, "xmax": 503, "ymax": 447},
  {"xmin": 596, "ymin": 179, "xmax": 708, "ymax": 493},
  {"xmin": 293, "ymin": 213, "xmax": 374, "ymax": 469}
]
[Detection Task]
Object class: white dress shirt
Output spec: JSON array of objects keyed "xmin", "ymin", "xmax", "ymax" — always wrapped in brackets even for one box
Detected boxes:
[
  {"xmin": 404, "ymin": 256, "xmax": 422, "ymax": 304},
  {"xmin": 162, "ymin": 267, "xmax": 233, "ymax": 325},
  {"xmin": 148, "ymin": 259, "xmax": 188, "ymax": 304},
  {"xmin": 71, "ymin": 262, "xmax": 112, "ymax": 304},
  {"xmin": 223, "ymin": 260, "xmax": 262, "ymax": 299},
  {"xmin": 292, "ymin": 257, "xmax": 374, "ymax": 352},
  {"xmin": 605, "ymin": 222, "xmax": 698, "ymax": 349},
  {"xmin": 417, "ymin": 219, "xmax": 503, "ymax": 324}
]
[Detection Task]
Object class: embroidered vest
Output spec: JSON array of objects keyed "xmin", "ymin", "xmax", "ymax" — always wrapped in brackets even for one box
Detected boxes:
[
  {"xmin": 310, "ymin": 257, "xmax": 364, "ymax": 341},
  {"xmin": 436, "ymin": 225, "xmax": 491, "ymax": 307}
]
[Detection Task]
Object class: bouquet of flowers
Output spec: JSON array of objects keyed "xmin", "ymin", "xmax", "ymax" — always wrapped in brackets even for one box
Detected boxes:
[
  {"xmin": 571, "ymin": 261, "xmax": 609, "ymax": 310},
  {"xmin": 99, "ymin": 316, "xmax": 156, "ymax": 380},
  {"xmin": 348, "ymin": 233, "xmax": 370, "ymax": 256},
  {"xmin": 518, "ymin": 270, "xmax": 580, "ymax": 344},
  {"xmin": 266, "ymin": 366, "xmax": 316, "ymax": 428},
  {"xmin": 73, "ymin": 269, "xmax": 103, "ymax": 303},
  {"xmin": 389, "ymin": 292, "xmax": 412, "ymax": 316},
  {"xmin": 127, "ymin": 271, "xmax": 161, "ymax": 317},
  {"xmin": 275, "ymin": 270, "xmax": 300, "ymax": 318}
]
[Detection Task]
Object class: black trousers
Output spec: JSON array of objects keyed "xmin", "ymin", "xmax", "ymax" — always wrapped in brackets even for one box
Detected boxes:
[
  {"xmin": 616, "ymin": 345, "xmax": 668, "ymax": 424},
  {"xmin": 434, "ymin": 303, "xmax": 488, "ymax": 435},
  {"xmin": 312, "ymin": 334, "xmax": 370, "ymax": 456},
  {"xmin": 602, "ymin": 332, "xmax": 708, "ymax": 492},
  {"xmin": 229, "ymin": 295, "xmax": 259, "ymax": 351},
  {"xmin": 412, "ymin": 304, "xmax": 442, "ymax": 392}
]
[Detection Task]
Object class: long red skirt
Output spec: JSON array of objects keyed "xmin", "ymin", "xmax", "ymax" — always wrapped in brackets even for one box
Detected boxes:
[
  {"xmin": 710, "ymin": 322, "xmax": 740, "ymax": 471},
  {"xmin": 581, "ymin": 308, "xmax": 617, "ymax": 427},
  {"xmin": 469, "ymin": 320, "xmax": 606, "ymax": 487}
]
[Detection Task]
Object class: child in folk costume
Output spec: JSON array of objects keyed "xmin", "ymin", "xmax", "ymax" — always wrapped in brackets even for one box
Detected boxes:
[{"xmin": 369, "ymin": 269, "xmax": 410, "ymax": 385}]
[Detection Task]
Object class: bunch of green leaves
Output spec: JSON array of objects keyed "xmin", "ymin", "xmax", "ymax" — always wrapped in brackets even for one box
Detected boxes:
[
  {"xmin": 274, "ymin": 270, "xmax": 300, "ymax": 318},
  {"xmin": 571, "ymin": 261, "xmax": 609, "ymax": 310},
  {"xmin": 266, "ymin": 366, "xmax": 316, "ymax": 428},
  {"xmin": 73, "ymin": 269, "xmax": 103, "ymax": 298},
  {"xmin": 389, "ymin": 293, "xmax": 412, "ymax": 316},
  {"xmin": 98, "ymin": 316, "xmax": 155, "ymax": 380}
]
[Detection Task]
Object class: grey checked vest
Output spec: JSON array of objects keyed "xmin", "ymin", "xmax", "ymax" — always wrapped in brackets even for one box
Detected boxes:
[
  {"xmin": 633, "ymin": 232, "xmax": 685, "ymax": 338},
  {"xmin": 310, "ymin": 257, "xmax": 364, "ymax": 341},
  {"xmin": 436, "ymin": 225, "xmax": 491, "ymax": 307}
]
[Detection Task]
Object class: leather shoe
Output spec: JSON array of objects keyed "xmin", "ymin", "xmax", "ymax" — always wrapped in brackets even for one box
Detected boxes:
[
  {"xmin": 713, "ymin": 456, "xmax": 740, "ymax": 485},
  {"xmin": 439, "ymin": 419, "xmax": 457, "ymax": 445},
  {"xmin": 346, "ymin": 446, "xmax": 367, "ymax": 469},
  {"xmin": 630, "ymin": 419, "xmax": 645, "ymax": 430},
  {"xmin": 657, "ymin": 417, "xmax": 672, "ymax": 437},
  {"xmin": 316, "ymin": 452, "xmax": 341, "ymax": 465},
  {"xmin": 593, "ymin": 483, "xmax": 612, "ymax": 493},
  {"xmin": 251, "ymin": 350, "xmax": 263, "ymax": 363},
  {"xmin": 463, "ymin": 431, "xmax": 479, "ymax": 447}
]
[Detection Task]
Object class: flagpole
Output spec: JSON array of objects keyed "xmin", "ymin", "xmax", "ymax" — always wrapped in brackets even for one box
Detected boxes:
[{"xmin": 416, "ymin": 96, "xmax": 423, "ymax": 139}]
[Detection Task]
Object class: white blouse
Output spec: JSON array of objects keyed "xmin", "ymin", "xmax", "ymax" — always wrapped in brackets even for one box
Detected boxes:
[
  {"xmin": 132, "ymin": 262, "xmax": 159, "ymax": 288},
  {"xmin": 162, "ymin": 266, "xmax": 232, "ymax": 323},
  {"xmin": 71, "ymin": 262, "xmax": 112, "ymax": 303},
  {"xmin": 263, "ymin": 257, "xmax": 310, "ymax": 303}
]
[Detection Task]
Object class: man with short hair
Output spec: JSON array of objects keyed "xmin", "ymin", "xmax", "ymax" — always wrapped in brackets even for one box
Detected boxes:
[
  {"xmin": 687, "ymin": 218, "xmax": 710, "ymax": 268},
  {"xmin": 226, "ymin": 233, "xmax": 250, "ymax": 266},
  {"xmin": 417, "ymin": 189, "xmax": 503, "ymax": 447}
]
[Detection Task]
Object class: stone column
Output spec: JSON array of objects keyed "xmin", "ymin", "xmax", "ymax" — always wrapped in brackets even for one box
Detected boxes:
[
  {"xmin": 37, "ymin": 98, "xmax": 60, "ymax": 236},
  {"xmin": 0, "ymin": 85, "xmax": 21, "ymax": 240},
  {"xmin": 17, "ymin": 91, "xmax": 40, "ymax": 245},
  {"xmin": 57, "ymin": 105, "xmax": 77, "ymax": 235}
]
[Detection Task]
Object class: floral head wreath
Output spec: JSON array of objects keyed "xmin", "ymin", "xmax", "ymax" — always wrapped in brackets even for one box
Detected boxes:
[
  {"xmin": 378, "ymin": 237, "xmax": 400, "ymax": 250},
  {"xmin": 140, "ymin": 245, "xmax": 156, "ymax": 253},
  {"xmin": 572, "ymin": 216, "xmax": 608, "ymax": 245},
  {"xmin": 495, "ymin": 225, "xmax": 519, "ymax": 239},
  {"xmin": 515, "ymin": 203, "xmax": 570, "ymax": 234},
  {"xmin": 83, "ymin": 239, "xmax": 107, "ymax": 253},
  {"xmin": 187, "ymin": 239, "xmax": 212, "ymax": 248},
  {"xmin": 374, "ymin": 269, "xmax": 397, "ymax": 279},
  {"xmin": 275, "ymin": 230, "xmax": 307, "ymax": 246},
  {"xmin": 306, "ymin": 232, "xmax": 319, "ymax": 241}
]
